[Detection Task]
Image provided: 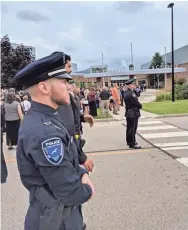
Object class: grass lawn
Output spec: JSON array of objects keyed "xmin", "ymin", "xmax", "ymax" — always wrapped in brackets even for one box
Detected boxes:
[
  {"xmin": 142, "ymin": 100, "xmax": 188, "ymax": 115},
  {"xmin": 95, "ymin": 108, "xmax": 113, "ymax": 119}
]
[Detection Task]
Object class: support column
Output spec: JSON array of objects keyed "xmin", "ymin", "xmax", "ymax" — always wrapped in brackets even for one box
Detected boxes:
[
  {"xmin": 165, "ymin": 73, "xmax": 172, "ymax": 91},
  {"xmin": 96, "ymin": 77, "xmax": 103, "ymax": 88}
]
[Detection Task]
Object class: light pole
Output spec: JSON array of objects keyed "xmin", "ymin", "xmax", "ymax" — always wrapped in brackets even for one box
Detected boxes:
[
  {"xmin": 167, "ymin": 2, "xmax": 175, "ymax": 102},
  {"xmin": 131, "ymin": 42, "xmax": 133, "ymax": 66}
]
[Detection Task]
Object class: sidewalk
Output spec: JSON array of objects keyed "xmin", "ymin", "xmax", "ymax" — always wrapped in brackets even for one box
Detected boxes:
[
  {"xmin": 109, "ymin": 107, "xmax": 158, "ymax": 120},
  {"xmin": 109, "ymin": 89, "xmax": 157, "ymax": 120},
  {"xmin": 109, "ymin": 106, "xmax": 188, "ymax": 121}
]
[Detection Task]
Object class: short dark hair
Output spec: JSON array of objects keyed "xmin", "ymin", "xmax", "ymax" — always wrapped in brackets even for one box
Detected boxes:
[
  {"xmin": 65, "ymin": 54, "xmax": 71, "ymax": 62},
  {"xmin": 6, "ymin": 92, "xmax": 15, "ymax": 104}
]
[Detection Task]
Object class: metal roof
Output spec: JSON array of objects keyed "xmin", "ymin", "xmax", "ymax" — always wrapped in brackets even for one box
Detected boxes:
[
  {"xmin": 141, "ymin": 44, "xmax": 188, "ymax": 69},
  {"xmin": 84, "ymin": 67, "xmax": 186, "ymax": 78}
]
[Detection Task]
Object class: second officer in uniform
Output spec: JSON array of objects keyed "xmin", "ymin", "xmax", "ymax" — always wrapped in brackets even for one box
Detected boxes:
[
  {"xmin": 124, "ymin": 79, "xmax": 142, "ymax": 149},
  {"xmin": 14, "ymin": 52, "xmax": 94, "ymax": 230}
]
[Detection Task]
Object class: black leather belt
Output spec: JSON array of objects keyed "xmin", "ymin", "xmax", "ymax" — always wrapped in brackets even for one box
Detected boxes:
[{"xmin": 33, "ymin": 186, "xmax": 75, "ymax": 217}]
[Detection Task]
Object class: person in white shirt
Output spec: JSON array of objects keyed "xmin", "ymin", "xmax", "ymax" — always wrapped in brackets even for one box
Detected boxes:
[{"xmin": 21, "ymin": 95, "xmax": 31, "ymax": 114}]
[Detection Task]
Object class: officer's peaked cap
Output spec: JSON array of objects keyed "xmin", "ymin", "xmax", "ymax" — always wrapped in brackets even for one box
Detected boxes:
[
  {"xmin": 125, "ymin": 78, "xmax": 135, "ymax": 85},
  {"xmin": 14, "ymin": 51, "xmax": 72, "ymax": 88}
]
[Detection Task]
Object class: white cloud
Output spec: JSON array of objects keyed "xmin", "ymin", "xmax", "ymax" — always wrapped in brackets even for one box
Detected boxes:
[
  {"xmin": 60, "ymin": 27, "xmax": 83, "ymax": 41},
  {"xmin": 2, "ymin": 1, "xmax": 188, "ymax": 69},
  {"xmin": 118, "ymin": 28, "xmax": 129, "ymax": 33},
  {"xmin": 120, "ymin": 60, "xmax": 129, "ymax": 67}
]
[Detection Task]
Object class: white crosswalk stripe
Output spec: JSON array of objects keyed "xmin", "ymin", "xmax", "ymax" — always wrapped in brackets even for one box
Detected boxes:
[
  {"xmin": 138, "ymin": 121, "xmax": 163, "ymax": 125},
  {"xmin": 161, "ymin": 146, "xmax": 188, "ymax": 150},
  {"xmin": 136, "ymin": 119, "xmax": 188, "ymax": 168},
  {"xmin": 155, "ymin": 142, "xmax": 188, "ymax": 147},
  {"xmin": 138, "ymin": 125, "xmax": 176, "ymax": 131},
  {"xmin": 141, "ymin": 132, "xmax": 188, "ymax": 139},
  {"xmin": 177, "ymin": 158, "xmax": 188, "ymax": 167}
]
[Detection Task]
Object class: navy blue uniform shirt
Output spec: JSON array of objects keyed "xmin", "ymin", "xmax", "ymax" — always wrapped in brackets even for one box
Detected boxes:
[{"xmin": 16, "ymin": 101, "xmax": 92, "ymax": 206}]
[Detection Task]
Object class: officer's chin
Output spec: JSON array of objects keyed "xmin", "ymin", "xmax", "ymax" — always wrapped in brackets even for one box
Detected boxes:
[{"xmin": 64, "ymin": 97, "xmax": 70, "ymax": 105}]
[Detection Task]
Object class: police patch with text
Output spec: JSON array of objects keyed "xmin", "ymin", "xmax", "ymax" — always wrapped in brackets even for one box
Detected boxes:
[{"xmin": 42, "ymin": 137, "xmax": 64, "ymax": 165}]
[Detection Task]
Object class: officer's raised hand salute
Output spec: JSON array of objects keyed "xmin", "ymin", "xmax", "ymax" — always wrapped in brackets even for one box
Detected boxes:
[{"xmin": 14, "ymin": 52, "xmax": 94, "ymax": 230}]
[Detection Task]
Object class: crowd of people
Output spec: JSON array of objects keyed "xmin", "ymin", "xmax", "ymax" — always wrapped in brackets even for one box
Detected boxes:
[
  {"xmin": 79, "ymin": 83, "xmax": 126, "ymax": 117},
  {"xmin": 1, "ymin": 51, "xmax": 144, "ymax": 230},
  {"xmin": 0, "ymin": 83, "xmax": 143, "ymax": 153},
  {"xmin": 0, "ymin": 82, "xmax": 144, "ymax": 183}
]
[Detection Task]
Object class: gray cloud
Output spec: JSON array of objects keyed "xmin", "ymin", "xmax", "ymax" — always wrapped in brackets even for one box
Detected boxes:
[
  {"xmin": 63, "ymin": 44, "xmax": 78, "ymax": 54},
  {"xmin": 17, "ymin": 10, "xmax": 50, "ymax": 22},
  {"xmin": 115, "ymin": 1, "xmax": 154, "ymax": 14},
  {"xmin": 2, "ymin": 1, "xmax": 187, "ymax": 71},
  {"xmin": 1, "ymin": 3, "xmax": 8, "ymax": 14}
]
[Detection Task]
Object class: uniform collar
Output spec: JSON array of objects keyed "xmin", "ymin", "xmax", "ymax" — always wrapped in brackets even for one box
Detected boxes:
[{"xmin": 31, "ymin": 101, "xmax": 59, "ymax": 116}]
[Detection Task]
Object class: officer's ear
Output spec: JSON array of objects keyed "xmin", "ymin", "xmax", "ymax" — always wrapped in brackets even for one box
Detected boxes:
[{"xmin": 38, "ymin": 81, "xmax": 50, "ymax": 95}]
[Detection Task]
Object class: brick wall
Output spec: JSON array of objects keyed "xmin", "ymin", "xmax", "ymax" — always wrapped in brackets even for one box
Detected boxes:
[
  {"xmin": 71, "ymin": 75, "xmax": 96, "ymax": 83},
  {"xmin": 175, "ymin": 62, "xmax": 188, "ymax": 79}
]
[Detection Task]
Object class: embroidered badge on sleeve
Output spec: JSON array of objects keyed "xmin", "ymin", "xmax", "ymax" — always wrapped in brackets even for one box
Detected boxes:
[
  {"xmin": 132, "ymin": 93, "xmax": 136, "ymax": 98},
  {"xmin": 41, "ymin": 137, "xmax": 64, "ymax": 165}
]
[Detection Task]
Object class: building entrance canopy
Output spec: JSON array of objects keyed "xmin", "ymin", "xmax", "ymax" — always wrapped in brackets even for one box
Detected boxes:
[{"xmin": 84, "ymin": 67, "xmax": 186, "ymax": 78}]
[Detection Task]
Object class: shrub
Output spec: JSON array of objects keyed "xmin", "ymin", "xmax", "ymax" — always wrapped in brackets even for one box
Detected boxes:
[
  {"xmin": 175, "ymin": 77, "xmax": 187, "ymax": 85},
  {"xmin": 156, "ymin": 82, "xmax": 188, "ymax": 101},
  {"xmin": 176, "ymin": 83, "xmax": 188, "ymax": 99},
  {"xmin": 178, "ymin": 90, "xmax": 188, "ymax": 99},
  {"xmin": 156, "ymin": 94, "xmax": 164, "ymax": 101},
  {"xmin": 165, "ymin": 93, "xmax": 172, "ymax": 100},
  {"xmin": 156, "ymin": 93, "xmax": 172, "ymax": 101}
]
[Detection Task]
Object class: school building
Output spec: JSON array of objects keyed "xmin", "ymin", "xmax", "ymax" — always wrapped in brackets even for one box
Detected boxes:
[{"xmin": 71, "ymin": 45, "xmax": 188, "ymax": 91}]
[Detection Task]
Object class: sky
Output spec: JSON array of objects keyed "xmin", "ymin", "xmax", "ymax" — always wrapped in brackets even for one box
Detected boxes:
[{"xmin": 1, "ymin": 1, "xmax": 188, "ymax": 71}]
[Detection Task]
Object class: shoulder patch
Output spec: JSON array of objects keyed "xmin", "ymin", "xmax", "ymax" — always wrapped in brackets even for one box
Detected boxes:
[
  {"xmin": 132, "ymin": 93, "xmax": 136, "ymax": 97},
  {"xmin": 41, "ymin": 137, "xmax": 64, "ymax": 165}
]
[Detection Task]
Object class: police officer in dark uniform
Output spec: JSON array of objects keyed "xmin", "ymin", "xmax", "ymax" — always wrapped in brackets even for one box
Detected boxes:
[
  {"xmin": 14, "ymin": 52, "xmax": 94, "ymax": 230},
  {"xmin": 1, "ymin": 104, "xmax": 8, "ymax": 183},
  {"xmin": 63, "ymin": 57, "xmax": 94, "ymax": 172},
  {"xmin": 124, "ymin": 79, "xmax": 142, "ymax": 149}
]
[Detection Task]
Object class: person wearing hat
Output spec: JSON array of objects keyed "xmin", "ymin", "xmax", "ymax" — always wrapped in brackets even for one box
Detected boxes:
[
  {"xmin": 58, "ymin": 59, "xmax": 94, "ymax": 173},
  {"xmin": 14, "ymin": 51, "xmax": 94, "ymax": 230},
  {"xmin": 124, "ymin": 78, "xmax": 142, "ymax": 149},
  {"xmin": 63, "ymin": 60, "xmax": 94, "ymax": 170}
]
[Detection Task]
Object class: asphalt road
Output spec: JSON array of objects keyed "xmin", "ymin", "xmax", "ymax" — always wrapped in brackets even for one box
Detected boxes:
[
  {"xmin": 1, "ymin": 117, "xmax": 188, "ymax": 230},
  {"xmin": 160, "ymin": 117, "xmax": 188, "ymax": 131}
]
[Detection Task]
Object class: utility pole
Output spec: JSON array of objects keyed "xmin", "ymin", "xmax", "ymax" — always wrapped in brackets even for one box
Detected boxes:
[
  {"xmin": 167, "ymin": 3, "xmax": 175, "ymax": 102},
  {"xmin": 131, "ymin": 42, "xmax": 133, "ymax": 65}
]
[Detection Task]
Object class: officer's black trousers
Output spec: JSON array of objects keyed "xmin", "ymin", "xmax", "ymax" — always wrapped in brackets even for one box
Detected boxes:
[
  {"xmin": 126, "ymin": 118, "xmax": 138, "ymax": 147},
  {"xmin": 25, "ymin": 201, "xmax": 83, "ymax": 230}
]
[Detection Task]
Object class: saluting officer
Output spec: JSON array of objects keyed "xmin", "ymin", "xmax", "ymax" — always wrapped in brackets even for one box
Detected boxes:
[
  {"xmin": 124, "ymin": 79, "xmax": 142, "ymax": 149},
  {"xmin": 14, "ymin": 52, "xmax": 94, "ymax": 230}
]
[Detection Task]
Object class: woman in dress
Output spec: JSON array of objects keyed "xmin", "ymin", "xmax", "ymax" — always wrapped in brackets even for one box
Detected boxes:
[{"xmin": 4, "ymin": 92, "xmax": 23, "ymax": 150}]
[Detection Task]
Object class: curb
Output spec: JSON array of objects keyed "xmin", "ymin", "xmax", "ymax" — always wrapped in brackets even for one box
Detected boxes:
[
  {"xmin": 94, "ymin": 118, "xmax": 117, "ymax": 122},
  {"xmin": 94, "ymin": 113, "xmax": 188, "ymax": 122},
  {"xmin": 154, "ymin": 113, "xmax": 188, "ymax": 119},
  {"xmin": 95, "ymin": 113, "xmax": 188, "ymax": 122}
]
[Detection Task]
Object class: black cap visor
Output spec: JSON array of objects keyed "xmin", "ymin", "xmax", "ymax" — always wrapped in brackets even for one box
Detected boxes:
[{"xmin": 55, "ymin": 73, "xmax": 73, "ymax": 81}]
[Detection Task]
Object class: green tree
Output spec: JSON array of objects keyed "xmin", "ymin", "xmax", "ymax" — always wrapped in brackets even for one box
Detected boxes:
[
  {"xmin": 149, "ymin": 52, "xmax": 165, "ymax": 89},
  {"xmin": 149, "ymin": 52, "xmax": 165, "ymax": 69},
  {"xmin": 1, "ymin": 35, "xmax": 35, "ymax": 88}
]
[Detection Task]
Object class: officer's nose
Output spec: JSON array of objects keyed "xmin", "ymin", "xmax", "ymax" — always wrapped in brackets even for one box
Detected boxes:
[{"xmin": 66, "ymin": 83, "xmax": 71, "ymax": 91}]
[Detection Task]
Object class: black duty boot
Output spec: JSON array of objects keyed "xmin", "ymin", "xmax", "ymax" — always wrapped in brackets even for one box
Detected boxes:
[
  {"xmin": 83, "ymin": 223, "xmax": 87, "ymax": 230},
  {"xmin": 129, "ymin": 144, "xmax": 141, "ymax": 149}
]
